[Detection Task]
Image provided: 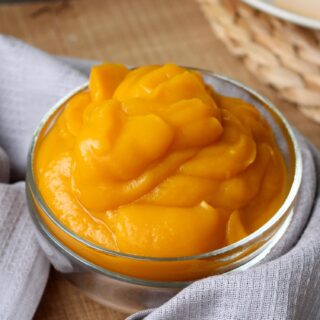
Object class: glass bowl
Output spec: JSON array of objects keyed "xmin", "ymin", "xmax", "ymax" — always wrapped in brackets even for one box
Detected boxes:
[{"xmin": 26, "ymin": 69, "xmax": 302, "ymax": 314}]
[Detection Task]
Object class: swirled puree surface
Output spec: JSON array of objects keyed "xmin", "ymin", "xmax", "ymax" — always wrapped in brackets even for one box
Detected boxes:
[{"xmin": 35, "ymin": 63, "xmax": 288, "ymax": 258}]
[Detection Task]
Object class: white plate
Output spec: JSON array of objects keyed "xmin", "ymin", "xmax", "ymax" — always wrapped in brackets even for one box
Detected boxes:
[{"xmin": 241, "ymin": 0, "xmax": 320, "ymax": 30}]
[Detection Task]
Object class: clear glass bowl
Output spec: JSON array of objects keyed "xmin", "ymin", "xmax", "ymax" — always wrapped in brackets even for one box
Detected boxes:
[{"xmin": 26, "ymin": 69, "xmax": 302, "ymax": 314}]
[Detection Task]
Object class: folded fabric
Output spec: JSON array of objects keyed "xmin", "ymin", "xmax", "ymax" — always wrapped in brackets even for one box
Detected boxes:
[
  {"xmin": 0, "ymin": 35, "xmax": 86, "ymax": 320},
  {"xmin": 0, "ymin": 34, "xmax": 319, "ymax": 320}
]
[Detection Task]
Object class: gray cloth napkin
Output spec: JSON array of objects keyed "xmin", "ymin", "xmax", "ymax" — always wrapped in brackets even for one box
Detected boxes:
[
  {"xmin": 0, "ymin": 35, "xmax": 86, "ymax": 320},
  {"xmin": 0, "ymin": 34, "xmax": 319, "ymax": 320}
]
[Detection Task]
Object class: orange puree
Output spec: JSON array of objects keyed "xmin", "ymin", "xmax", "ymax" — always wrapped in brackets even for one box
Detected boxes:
[{"xmin": 35, "ymin": 63, "xmax": 287, "ymax": 260}]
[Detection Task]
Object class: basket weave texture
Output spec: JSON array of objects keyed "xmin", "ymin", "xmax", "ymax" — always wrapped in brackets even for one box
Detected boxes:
[{"xmin": 197, "ymin": 0, "xmax": 320, "ymax": 124}]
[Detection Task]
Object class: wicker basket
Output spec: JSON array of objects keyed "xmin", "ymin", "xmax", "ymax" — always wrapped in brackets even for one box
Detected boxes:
[{"xmin": 197, "ymin": 0, "xmax": 320, "ymax": 124}]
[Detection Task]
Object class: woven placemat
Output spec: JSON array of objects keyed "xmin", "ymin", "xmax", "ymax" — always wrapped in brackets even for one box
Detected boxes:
[{"xmin": 197, "ymin": 0, "xmax": 320, "ymax": 124}]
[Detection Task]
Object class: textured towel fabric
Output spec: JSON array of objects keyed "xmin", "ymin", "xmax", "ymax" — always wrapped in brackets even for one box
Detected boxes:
[
  {"xmin": 0, "ymin": 34, "xmax": 319, "ymax": 320},
  {"xmin": 0, "ymin": 35, "xmax": 86, "ymax": 320}
]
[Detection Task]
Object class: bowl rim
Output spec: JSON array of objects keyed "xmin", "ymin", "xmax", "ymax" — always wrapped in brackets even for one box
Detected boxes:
[
  {"xmin": 26, "ymin": 68, "xmax": 303, "ymax": 263},
  {"xmin": 241, "ymin": 0, "xmax": 320, "ymax": 31}
]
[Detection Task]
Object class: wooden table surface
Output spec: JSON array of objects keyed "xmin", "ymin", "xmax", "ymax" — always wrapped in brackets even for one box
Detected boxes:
[{"xmin": 0, "ymin": 0, "xmax": 319, "ymax": 319}]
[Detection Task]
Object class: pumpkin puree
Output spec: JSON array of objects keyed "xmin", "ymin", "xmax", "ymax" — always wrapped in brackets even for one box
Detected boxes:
[{"xmin": 35, "ymin": 63, "xmax": 287, "ymax": 259}]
